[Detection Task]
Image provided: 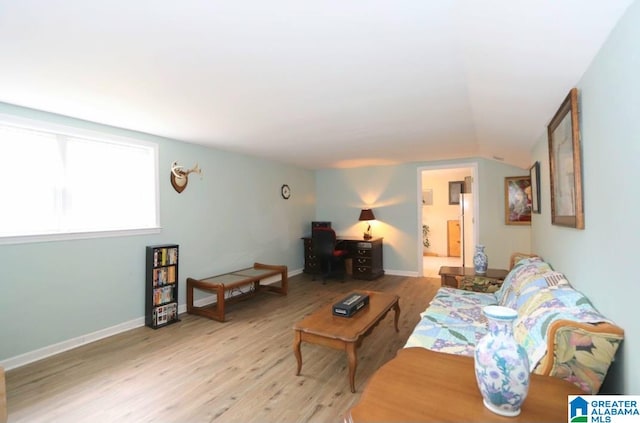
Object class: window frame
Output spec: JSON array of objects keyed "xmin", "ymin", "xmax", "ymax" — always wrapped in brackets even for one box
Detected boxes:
[{"xmin": 0, "ymin": 113, "xmax": 161, "ymax": 245}]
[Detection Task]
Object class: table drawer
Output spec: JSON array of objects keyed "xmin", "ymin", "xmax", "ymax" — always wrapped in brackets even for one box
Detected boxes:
[
  {"xmin": 354, "ymin": 248, "xmax": 373, "ymax": 258},
  {"xmin": 354, "ymin": 265, "xmax": 372, "ymax": 277},
  {"xmin": 354, "ymin": 257, "xmax": 371, "ymax": 267}
]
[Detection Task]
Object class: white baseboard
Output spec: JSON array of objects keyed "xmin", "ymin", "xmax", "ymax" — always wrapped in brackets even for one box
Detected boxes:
[
  {"xmin": 1, "ymin": 268, "xmax": 303, "ymax": 371},
  {"xmin": 384, "ymin": 269, "xmax": 419, "ymax": 277},
  {"xmin": 1, "ymin": 317, "xmax": 145, "ymax": 370}
]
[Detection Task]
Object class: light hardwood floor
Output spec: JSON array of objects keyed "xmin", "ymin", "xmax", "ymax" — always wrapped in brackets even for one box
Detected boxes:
[{"xmin": 6, "ymin": 274, "xmax": 440, "ymax": 423}]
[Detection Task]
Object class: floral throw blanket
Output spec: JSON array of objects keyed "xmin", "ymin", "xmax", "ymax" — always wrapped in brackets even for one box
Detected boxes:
[
  {"xmin": 404, "ymin": 257, "xmax": 624, "ymax": 394},
  {"xmin": 404, "ymin": 287, "xmax": 496, "ymax": 356}
]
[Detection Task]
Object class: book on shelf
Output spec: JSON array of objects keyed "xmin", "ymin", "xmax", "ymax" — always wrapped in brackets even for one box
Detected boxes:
[
  {"xmin": 153, "ymin": 302, "xmax": 177, "ymax": 326},
  {"xmin": 168, "ymin": 248, "xmax": 178, "ymax": 265},
  {"xmin": 153, "ymin": 286, "xmax": 174, "ymax": 305}
]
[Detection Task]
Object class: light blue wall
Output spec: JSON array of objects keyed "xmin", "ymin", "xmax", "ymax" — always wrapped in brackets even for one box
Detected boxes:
[
  {"xmin": 476, "ymin": 160, "xmax": 531, "ymax": 267},
  {"xmin": 531, "ymin": 0, "xmax": 640, "ymax": 394},
  {"xmin": 0, "ymin": 102, "xmax": 315, "ymax": 363},
  {"xmin": 315, "ymin": 158, "xmax": 530, "ymax": 274}
]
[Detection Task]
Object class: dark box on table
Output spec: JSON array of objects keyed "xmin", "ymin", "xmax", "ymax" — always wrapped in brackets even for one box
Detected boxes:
[{"xmin": 332, "ymin": 292, "xmax": 370, "ymax": 317}]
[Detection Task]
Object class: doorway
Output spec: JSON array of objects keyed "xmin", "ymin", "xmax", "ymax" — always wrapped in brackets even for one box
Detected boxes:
[{"xmin": 417, "ymin": 163, "xmax": 479, "ymax": 277}]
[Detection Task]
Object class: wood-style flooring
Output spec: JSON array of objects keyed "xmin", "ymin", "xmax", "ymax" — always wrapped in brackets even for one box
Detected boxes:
[{"xmin": 5, "ymin": 273, "xmax": 440, "ymax": 423}]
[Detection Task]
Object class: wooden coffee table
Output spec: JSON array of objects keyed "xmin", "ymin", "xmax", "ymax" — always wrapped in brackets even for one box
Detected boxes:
[
  {"xmin": 346, "ymin": 347, "xmax": 583, "ymax": 422},
  {"xmin": 293, "ymin": 290, "xmax": 400, "ymax": 393}
]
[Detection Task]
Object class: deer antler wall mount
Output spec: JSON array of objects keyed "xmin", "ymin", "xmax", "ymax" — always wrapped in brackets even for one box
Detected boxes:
[{"xmin": 170, "ymin": 161, "xmax": 202, "ymax": 193}]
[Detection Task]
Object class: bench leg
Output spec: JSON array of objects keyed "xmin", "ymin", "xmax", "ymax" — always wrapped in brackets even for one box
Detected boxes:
[
  {"xmin": 215, "ymin": 285, "xmax": 226, "ymax": 322},
  {"xmin": 186, "ymin": 278, "xmax": 195, "ymax": 313}
]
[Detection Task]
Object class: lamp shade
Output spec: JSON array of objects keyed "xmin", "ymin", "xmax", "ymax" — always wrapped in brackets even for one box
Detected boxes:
[{"xmin": 359, "ymin": 208, "xmax": 375, "ymax": 221}]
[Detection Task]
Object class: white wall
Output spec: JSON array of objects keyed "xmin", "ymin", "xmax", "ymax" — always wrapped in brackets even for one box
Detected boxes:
[
  {"xmin": 0, "ymin": 102, "xmax": 315, "ymax": 366},
  {"xmin": 531, "ymin": 0, "xmax": 639, "ymax": 394}
]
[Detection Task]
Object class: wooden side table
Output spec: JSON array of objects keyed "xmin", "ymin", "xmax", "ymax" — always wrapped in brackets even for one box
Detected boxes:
[
  {"xmin": 438, "ymin": 266, "xmax": 509, "ymax": 289},
  {"xmin": 346, "ymin": 347, "xmax": 583, "ymax": 422}
]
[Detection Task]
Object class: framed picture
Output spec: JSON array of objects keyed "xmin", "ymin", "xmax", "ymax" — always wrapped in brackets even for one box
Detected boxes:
[
  {"xmin": 504, "ymin": 176, "xmax": 532, "ymax": 225},
  {"xmin": 422, "ymin": 188, "xmax": 433, "ymax": 206},
  {"xmin": 448, "ymin": 181, "xmax": 464, "ymax": 205},
  {"xmin": 547, "ymin": 88, "xmax": 584, "ymax": 229},
  {"xmin": 529, "ymin": 161, "xmax": 541, "ymax": 214}
]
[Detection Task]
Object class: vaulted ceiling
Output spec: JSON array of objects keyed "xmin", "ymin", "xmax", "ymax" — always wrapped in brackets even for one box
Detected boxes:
[{"xmin": 0, "ymin": 1, "xmax": 633, "ymax": 169}]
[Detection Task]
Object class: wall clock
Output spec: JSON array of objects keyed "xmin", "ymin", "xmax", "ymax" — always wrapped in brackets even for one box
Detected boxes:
[{"xmin": 281, "ymin": 184, "xmax": 291, "ymax": 200}]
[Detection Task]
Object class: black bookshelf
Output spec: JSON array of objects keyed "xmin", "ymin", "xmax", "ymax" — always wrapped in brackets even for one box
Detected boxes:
[{"xmin": 145, "ymin": 244, "xmax": 180, "ymax": 329}]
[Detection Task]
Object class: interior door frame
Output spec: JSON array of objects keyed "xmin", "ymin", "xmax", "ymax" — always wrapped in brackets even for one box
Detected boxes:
[{"xmin": 417, "ymin": 162, "xmax": 479, "ymax": 277}]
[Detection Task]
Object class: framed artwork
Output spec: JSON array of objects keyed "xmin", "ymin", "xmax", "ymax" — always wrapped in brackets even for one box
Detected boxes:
[
  {"xmin": 448, "ymin": 181, "xmax": 464, "ymax": 205},
  {"xmin": 422, "ymin": 188, "xmax": 433, "ymax": 206},
  {"xmin": 547, "ymin": 88, "xmax": 584, "ymax": 229},
  {"xmin": 504, "ymin": 176, "xmax": 532, "ymax": 225},
  {"xmin": 529, "ymin": 161, "xmax": 541, "ymax": 214}
]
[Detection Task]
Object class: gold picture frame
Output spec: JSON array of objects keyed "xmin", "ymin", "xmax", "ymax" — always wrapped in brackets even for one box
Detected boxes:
[
  {"xmin": 505, "ymin": 176, "xmax": 532, "ymax": 225},
  {"xmin": 547, "ymin": 88, "xmax": 584, "ymax": 229}
]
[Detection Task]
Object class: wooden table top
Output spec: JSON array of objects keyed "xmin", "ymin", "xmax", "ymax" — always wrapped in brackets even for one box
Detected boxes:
[
  {"xmin": 439, "ymin": 266, "xmax": 509, "ymax": 280},
  {"xmin": 347, "ymin": 347, "xmax": 583, "ymax": 422},
  {"xmin": 293, "ymin": 291, "xmax": 399, "ymax": 343}
]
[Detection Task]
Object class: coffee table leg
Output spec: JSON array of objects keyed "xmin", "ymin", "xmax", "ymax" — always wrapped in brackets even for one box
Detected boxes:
[
  {"xmin": 293, "ymin": 330, "xmax": 302, "ymax": 375},
  {"xmin": 346, "ymin": 342, "xmax": 357, "ymax": 393},
  {"xmin": 393, "ymin": 301, "xmax": 401, "ymax": 333}
]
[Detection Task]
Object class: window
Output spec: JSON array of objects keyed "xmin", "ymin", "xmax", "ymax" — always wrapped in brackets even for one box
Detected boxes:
[{"xmin": 0, "ymin": 114, "xmax": 159, "ymax": 244}]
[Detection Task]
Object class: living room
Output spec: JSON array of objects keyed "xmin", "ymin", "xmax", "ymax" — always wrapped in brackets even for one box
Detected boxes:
[{"xmin": 1, "ymin": 1, "xmax": 639, "ymax": 421}]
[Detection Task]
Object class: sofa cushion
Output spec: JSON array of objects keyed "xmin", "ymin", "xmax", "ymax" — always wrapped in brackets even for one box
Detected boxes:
[
  {"xmin": 495, "ymin": 257, "xmax": 553, "ymax": 308},
  {"xmin": 425, "ymin": 287, "xmax": 497, "ymax": 323},
  {"xmin": 511, "ymin": 271, "xmax": 571, "ymax": 310},
  {"xmin": 404, "ymin": 287, "xmax": 496, "ymax": 355},
  {"xmin": 546, "ymin": 324, "xmax": 623, "ymax": 394}
]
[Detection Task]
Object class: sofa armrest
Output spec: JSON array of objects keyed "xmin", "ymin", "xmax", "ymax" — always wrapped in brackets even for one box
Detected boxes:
[{"xmin": 534, "ymin": 320, "xmax": 624, "ymax": 394}]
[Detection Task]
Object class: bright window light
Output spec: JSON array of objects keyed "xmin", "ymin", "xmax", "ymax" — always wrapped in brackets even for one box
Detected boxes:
[{"xmin": 0, "ymin": 115, "xmax": 160, "ymax": 244}]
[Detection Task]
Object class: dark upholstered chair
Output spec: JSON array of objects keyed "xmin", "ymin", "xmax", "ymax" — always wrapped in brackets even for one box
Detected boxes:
[{"xmin": 312, "ymin": 227, "xmax": 348, "ymax": 283}]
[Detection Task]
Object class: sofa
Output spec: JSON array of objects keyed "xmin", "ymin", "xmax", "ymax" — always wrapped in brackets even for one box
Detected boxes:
[{"xmin": 405, "ymin": 256, "xmax": 624, "ymax": 394}]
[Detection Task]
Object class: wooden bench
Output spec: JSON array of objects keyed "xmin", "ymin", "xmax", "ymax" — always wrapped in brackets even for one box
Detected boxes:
[{"xmin": 186, "ymin": 262, "xmax": 288, "ymax": 322}]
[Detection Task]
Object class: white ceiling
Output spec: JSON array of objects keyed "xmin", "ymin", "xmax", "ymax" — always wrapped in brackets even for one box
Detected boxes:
[{"xmin": 0, "ymin": 1, "xmax": 633, "ymax": 169}]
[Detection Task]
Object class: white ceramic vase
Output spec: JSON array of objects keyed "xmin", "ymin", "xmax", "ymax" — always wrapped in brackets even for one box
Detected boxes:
[{"xmin": 474, "ymin": 305, "xmax": 530, "ymax": 417}]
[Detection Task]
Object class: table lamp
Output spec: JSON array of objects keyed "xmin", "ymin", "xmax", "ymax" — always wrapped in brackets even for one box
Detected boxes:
[{"xmin": 358, "ymin": 208, "xmax": 375, "ymax": 240}]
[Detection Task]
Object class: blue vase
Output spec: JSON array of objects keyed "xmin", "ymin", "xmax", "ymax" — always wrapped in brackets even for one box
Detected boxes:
[
  {"xmin": 473, "ymin": 245, "xmax": 488, "ymax": 274},
  {"xmin": 474, "ymin": 306, "xmax": 530, "ymax": 417}
]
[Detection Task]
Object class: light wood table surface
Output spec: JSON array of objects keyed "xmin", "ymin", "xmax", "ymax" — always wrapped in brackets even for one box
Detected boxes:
[
  {"xmin": 293, "ymin": 290, "xmax": 400, "ymax": 393},
  {"xmin": 347, "ymin": 347, "xmax": 583, "ymax": 422}
]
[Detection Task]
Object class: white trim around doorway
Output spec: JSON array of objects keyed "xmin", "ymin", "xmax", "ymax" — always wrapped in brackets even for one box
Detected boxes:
[{"xmin": 416, "ymin": 162, "xmax": 479, "ymax": 277}]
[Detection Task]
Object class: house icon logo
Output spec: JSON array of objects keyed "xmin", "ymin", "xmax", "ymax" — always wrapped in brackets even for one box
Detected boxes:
[{"xmin": 570, "ymin": 396, "xmax": 589, "ymax": 422}]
